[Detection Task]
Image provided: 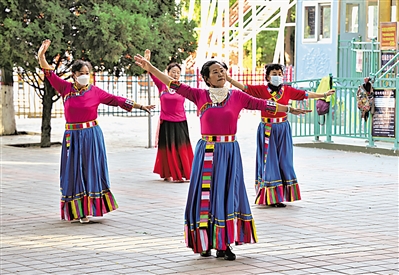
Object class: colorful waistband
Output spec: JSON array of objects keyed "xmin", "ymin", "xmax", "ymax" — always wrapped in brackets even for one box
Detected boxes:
[
  {"xmin": 202, "ymin": 135, "xmax": 236, "ymax": 142},
  {"xmin": 261, "ymin": 116, "xmax": 287, "ymax": 124},
  {"xmin": 65, "ymin": 120, "xmax": 98, "ymax": 130}
]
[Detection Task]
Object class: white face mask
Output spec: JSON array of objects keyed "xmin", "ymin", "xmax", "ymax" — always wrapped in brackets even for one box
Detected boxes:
[
  {"xmin": 269, "ymin": 75, "xmax": 283, "ymax": 86},
  {"xmin": 76, "ymin": 75, "xmax": 90, "ymax": 86}
]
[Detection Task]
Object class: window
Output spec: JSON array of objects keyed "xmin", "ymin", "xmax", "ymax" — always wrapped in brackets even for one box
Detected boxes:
[
  {"xmin": 320, "ymin": 5, "xmax": 331, "ymax": 39},
  {"xmin": 367, "ymin": 1, "xmax": 378, "ymax": 39},
  {"xmin": 345, "ymin": 4, "xmax": 359, "ymax": 33},
  {"xmin": 303, "ymin": 2, "xmax": 332, "ymax": 42},
  {"xmin": 304, "ymin": 6, "xmax": 316, "ymax": 39}
]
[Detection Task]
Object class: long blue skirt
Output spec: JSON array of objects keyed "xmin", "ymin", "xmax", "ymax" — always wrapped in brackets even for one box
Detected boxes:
[
  {"xmin": 254, "ymin": 120, "xmax": 301, "ymax": 205},
  {"xmin": 184, "ymin": 139, "xmax": 257, "ymax": 253},
  {"xmin": 60, "ymin": 125, "xmax": 118, "ymax": 220}
]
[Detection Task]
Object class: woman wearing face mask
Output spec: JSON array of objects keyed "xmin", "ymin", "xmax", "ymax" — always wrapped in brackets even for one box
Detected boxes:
[
  {"xmin": 145, "ymin": 50, "xmax": 194, "ymax": 183},
  {"xmin": 226, "ymin": 63, "xmax": 335, "ymax": 208},
  {"xmin": 133, "ymin": 55, "xmax": 311, "ymax": 260},
  {"xmin": 37, "ymin": 40, "xmax": 155, "ymax": 223}
]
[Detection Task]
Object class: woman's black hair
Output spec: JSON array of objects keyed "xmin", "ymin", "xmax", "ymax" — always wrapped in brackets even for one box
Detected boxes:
[
  {"xmin": 264, "ymin": 63, "xmax": 284, "ymax": 77},
  {"xmin": 200, "ymin": 60, "xmax": 226, "ymax": 87},
  {"xmin": 166, "ymin": 62, "xmax": 181, "ymax": 73},
  {"xmin": 220, "ymin": 61, "xmax": 228, "ymax": 70},
  {"xmin": 71, "ymin": 60, "xmax": 93, "ymax": 73}
]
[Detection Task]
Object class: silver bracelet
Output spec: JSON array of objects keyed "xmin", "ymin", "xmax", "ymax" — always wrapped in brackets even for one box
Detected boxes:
[{"xmin": 287, "ymin": 106, "xmax": 291, "ymax": 113}]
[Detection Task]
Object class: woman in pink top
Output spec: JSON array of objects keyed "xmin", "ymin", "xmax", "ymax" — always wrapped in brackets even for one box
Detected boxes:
[
  {"xmin": 38, "ymin": 40, "xmax": 155, "ymax": 224},
  {"xmin": 146, "ymin": 50, "xmax": 194, "ymax": 183},
  {"xmin": 134, "ymin": 54, "xmax": 311, "ymax": 260}
]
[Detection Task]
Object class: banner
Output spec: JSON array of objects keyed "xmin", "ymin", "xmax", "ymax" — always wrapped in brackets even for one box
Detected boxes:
[
  {"xmin": 356, "ymin": 50, "xmax": 363, "ymax": 72},
  {"xmin": 372, "ymin": 89, "xmax": 396, "ymax": 138}
]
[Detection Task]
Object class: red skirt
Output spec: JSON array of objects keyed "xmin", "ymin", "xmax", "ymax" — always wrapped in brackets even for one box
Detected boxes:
[{"xmin": 153, "ymin": 120, "xmax": 194, "ymax": 181}]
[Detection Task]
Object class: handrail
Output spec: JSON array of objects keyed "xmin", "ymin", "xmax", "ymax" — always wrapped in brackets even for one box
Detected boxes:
[{"xmin": 372, "ymin": 52, "xmax": 399, "ymax": 80}]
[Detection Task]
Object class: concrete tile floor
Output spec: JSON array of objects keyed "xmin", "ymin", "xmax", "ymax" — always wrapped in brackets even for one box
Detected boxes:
[{"xmin": 1, "ymin": 113, "xmax": 398, "ymax": 275}]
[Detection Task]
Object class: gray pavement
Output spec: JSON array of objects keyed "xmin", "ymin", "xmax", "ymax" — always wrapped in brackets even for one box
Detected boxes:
[{"xmin": 1, "ymin": 112, "xmax": 398, "ymax": 275}]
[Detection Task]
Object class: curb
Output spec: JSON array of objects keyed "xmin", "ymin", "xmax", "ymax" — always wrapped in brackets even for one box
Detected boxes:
[{"xmin": 294, "ymin": 142, "xmax": 399, "ymax": 156}]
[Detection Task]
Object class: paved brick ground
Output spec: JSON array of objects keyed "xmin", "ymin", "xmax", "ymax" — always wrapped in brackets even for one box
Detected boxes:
[{"xmin": 1, "ymin": 113, "xmax": 398, "ymax": 275}]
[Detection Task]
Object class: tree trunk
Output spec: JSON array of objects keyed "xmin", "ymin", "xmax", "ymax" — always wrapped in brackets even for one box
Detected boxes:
[
  {"xmin": 0, "ymin": 66, "xmax": 17, "ymax": 135},
  {"xmin": 40, "ymin": 79, "xmax": 55, "ymax": 147}
]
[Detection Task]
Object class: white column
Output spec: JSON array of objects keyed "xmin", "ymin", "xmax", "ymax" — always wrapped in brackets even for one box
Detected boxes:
[{"xmin": 252, "ymin": 4, "xmax": 257, "ymax": 71}]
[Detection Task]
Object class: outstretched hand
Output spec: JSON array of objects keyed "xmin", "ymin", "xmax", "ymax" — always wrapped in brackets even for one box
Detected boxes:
[
  {"xmin": 290, "ymin": 108, "xmax": 312, "ymax": 115},
  {"xmin": 38, "ymin": 39, "xmax": 51, "ymax": 58},
  {"xmin": 37, "ymin": 39, "xmax": 54, "ymax": 70},
  {"xmin": 134, "ymin": 54, "xmax": 152, "ymax": 72},
  {"xmin": 144, "ymin": 49, "xmax": 151, "ymax": 61},
  {"xmin": 141, "ymin": 105, "xmax": 156, "ymax": 114},
  {"xmin": 325, "ymin": 89, "xmax": 335, "ymax": 96}
]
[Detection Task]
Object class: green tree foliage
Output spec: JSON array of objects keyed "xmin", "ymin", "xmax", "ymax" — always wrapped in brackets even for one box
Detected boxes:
[
  {"xmin": 0, "ymin": 0, "xmax": 197, "ymax": 76},
  {"xmin": 0, "ymin": 0, "xmax": 197, "ymax": 146},
  {"xmin": 243, "ymin": 26, "xmax": 279, "ymax": 69}
]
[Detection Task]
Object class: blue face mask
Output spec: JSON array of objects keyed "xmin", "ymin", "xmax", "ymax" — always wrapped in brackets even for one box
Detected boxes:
[{"xmin": 269, "ymin": 76, "xmax": 283, "ymax": 86}]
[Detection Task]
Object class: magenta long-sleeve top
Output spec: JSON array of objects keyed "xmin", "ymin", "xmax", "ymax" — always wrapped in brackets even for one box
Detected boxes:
[
  {"xmin": 43, "ymin": 70, "xmax": 135, "ymax": 123},
  {"xmin": 150, "ymin": 74, "xmax": 186, "ymax": 122},
  {"xmin": 170, "ymin": 82, "xmax": 277, "ymax": 135}
]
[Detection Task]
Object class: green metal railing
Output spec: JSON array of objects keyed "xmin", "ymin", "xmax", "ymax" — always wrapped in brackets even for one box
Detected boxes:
[
  {"xmin": 371, "ymin": 51, "xmax": 399, "ymax": 80},
  {"xmin": 338, "ymin": 37, "xmax": 399, "ymax": 79},
  {"xmin": 299, "ymin": 37, "xmax": 399, "ymax": 150},
  {"xmin": 288, "ymin": 75, "xmax": 399, "ymax": 150}
]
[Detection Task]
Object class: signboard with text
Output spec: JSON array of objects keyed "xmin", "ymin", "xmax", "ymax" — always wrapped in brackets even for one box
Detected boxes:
[
  {"xmin": 380, "ymin": 22, "xmax": 398, "ymax": 50},
  {"xmin": 372, "ymin": 89, "xmax": 396, "ymax": 138}
]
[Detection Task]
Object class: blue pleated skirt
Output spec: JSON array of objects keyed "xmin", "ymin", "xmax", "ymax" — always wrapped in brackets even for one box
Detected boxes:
[
  {"xmin": 184, "ymin": 139, "xmax": 257, "ymax": 253},
  {"xmin": 60, "ymin": 125, "xmax": 118, "ymax": 220},
  {"xmin": 254, "ymin": 120, "xmax": 301, "ymax": 205}
]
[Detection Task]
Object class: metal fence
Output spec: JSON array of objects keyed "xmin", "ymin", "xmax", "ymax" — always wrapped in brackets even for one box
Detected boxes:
[
  {"xmin": 13, "ymin": 66, "xmax": 294, "ymax": 118},
  {"xmin": 288, "ymin": 75, "xmax": 399, "ymax": 150},
  {"xmin": 338, "ymin": 38, "xmax": 380, "ymax": 78},
  {"xmin": 289, "ymin": 78, "xmax": 374, "ymax": 139},
  {"xmin": 338, "ymin": 38, "xmax": 399, "ymax": 79}
]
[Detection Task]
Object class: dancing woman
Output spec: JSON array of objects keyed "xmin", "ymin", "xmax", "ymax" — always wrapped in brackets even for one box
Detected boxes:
[
  {"xmin": 134, "ymin": 54, "xmax": 311, "ymax": 260},
  {"xmin": 38, "ymin": 40, "xmax": 155, "ymax": 223},
  {"xmin": 145, "ymin": 50, "xmax": 194, "ymax": 183}
]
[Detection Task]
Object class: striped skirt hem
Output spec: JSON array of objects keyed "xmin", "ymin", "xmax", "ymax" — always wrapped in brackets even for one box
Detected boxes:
[{"xmin": 61, "ymin": 191, "xmax": 118, "ymax": 221}]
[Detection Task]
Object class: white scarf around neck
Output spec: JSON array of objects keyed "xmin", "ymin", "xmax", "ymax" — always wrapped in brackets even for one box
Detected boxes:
[{"xmin": 209, "ymin": 87, "xmax": 229, "ymax": 103}]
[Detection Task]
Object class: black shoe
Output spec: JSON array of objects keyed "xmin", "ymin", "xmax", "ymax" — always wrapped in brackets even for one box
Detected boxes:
[
  {"xmin": 216, "ymin": 250, "xmax": 225, "ymax": 258},
  {"xmin": 224, "ymin": 246, "xmax": 236, "ymax": 261},
  {"xmin": 270, "ymin": 203, "xmax": 286, "ymax": 208},
  {"xmin": 200, "ymin": 250, "xmax": 211, "ymax": 257}
]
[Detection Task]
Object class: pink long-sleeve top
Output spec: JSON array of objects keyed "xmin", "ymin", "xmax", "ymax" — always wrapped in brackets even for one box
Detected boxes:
[
  {"xmin": 169, "ymin": 82, "xmax": 277, "ymax": 135},
  {"xmin": 244, "ymin": 84, "xmax": 308, "ymax": 118},
  {"xmin": 43, "ymin": 70, "xmax": 134, "ymax": 123},
  {"xmin": 150, "ymin": 74, "xmax": 186, "ymax": 122}
]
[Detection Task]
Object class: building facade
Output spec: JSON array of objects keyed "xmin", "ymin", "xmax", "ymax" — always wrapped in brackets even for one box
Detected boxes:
[{"xmin": 295, "ymin": 0, "xmax": 398, "ymax": 80}]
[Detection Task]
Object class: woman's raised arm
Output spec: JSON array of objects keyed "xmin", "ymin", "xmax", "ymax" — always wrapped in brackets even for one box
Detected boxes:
[
  {"xmin": 134, "ymin": 52, "xmax": 173, "ymax": 87},
  {"xmin": 226, "ymin": 75, "xmax": 245, "ymax": 91},
  {"xmin": 37, "ymin": 39, "xmax": 55, "ymax": 70}
]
